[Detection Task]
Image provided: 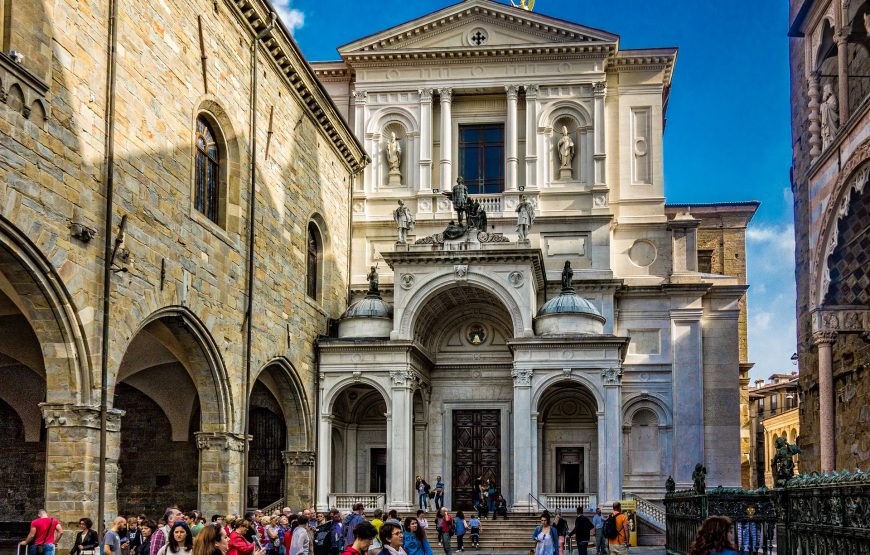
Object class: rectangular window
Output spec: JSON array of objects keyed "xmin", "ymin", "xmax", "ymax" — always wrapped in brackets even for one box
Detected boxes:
[
  {"xmin": 771, "ymin": 395, "xmax": 778, "ymax": 412},
  {"xmin": 459, "ymin": 124, "xmax": 504, "ymax": 194},
  {"xmin": 698, "ymin": 249, "xmax": 714, "ymax": 274},
  {"xmin": 758, "ymin": 397, "xmax": 764, "ymax": 412}
]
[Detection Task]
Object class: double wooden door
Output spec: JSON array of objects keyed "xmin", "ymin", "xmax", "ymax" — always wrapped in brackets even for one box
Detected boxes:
[{"xmin": 452, "ymin": 409, "xmax": 500, "ymax": 510}]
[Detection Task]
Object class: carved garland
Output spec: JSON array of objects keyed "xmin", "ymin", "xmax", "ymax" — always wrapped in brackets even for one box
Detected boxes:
[{"xmin": 813, "ymin": 136, "xmax": 870, "ymax": 306}]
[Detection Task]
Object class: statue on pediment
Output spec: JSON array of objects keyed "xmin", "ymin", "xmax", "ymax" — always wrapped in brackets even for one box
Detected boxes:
[
  {"xmin": 515, "ymin": 195, "xmax": 535, "ymax": 242},
  {"xmin": 393, "ymin": 199, "xmax": 415, "ymax": 243},
  {"xmin": 820, "ymin": 83, "xmax": 839, "ymax": 150}
]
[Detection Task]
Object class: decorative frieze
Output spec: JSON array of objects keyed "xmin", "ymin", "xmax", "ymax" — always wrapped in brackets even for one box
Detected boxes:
[
  {"xmin": 41, "ymin": 403, "xmax": 124, "ymax": 431},
  {"xmin": 283, "ymin": 450, "xmax": 316, "ymax": 466},
  {"xmin": 194, "ymin": 431, "xmax": 248, "ymax": 452},
  {"xmin": 813, "ymin": 308, "xmax": 870, "ymax": 334}
]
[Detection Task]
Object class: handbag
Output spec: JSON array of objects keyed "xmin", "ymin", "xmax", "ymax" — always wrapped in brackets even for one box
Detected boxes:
[
  {"xmin": 428, "ymin": 491, "xmax": 436, "ymax": 499},
  {"xmin": 35, "ymin": 519, "xmax": 55, "ymax": 555}
]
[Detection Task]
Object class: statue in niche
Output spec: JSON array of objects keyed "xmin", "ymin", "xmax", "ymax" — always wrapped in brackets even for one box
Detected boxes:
[
  {"xmin": 393, "ymin": 199, "xmax": 415, "ymax": 243},
  {"xmin": 515, "ymin": 195, "xmax": 535, "ymax": 242},
  {"xmin": 820, "ymin": 83, "xmax": 839, "ymax": 150},
  {"xmin": 561, "ymin": 260, "xmax": 574, "ymax": 291},
  {"xmin": 386, "ymin": 131, "xmax": 402, "ymax": 185},
  {"xmin": 366, "ymin": 265, "xmax": 379, "ymax": 296},
  {"xmin": 558, "ymin": 125, "xmax": 575, "ymax": 180},
  {"xmin": 771, "ymin": 436, "xmax": 802, "ymax": 487}
]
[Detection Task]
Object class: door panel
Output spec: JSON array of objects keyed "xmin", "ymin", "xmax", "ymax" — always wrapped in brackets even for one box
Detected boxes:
[{"xmin": 453, "ymin": 409, "xmax": 500, "ymax": 510}]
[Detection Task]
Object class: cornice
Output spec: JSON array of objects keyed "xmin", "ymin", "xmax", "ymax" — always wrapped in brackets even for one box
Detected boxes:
[
  {"xmin": 381, "ymin": 247, "xmax": 546, "ymax": 288},
  {"xmin": 616, "ymin": 283, "xmax": 712, "ymax": 298},
  {"xmin": 343, "ymin": 44, "xmax": 612, "ymax": 68},
  {"xmin": 507, "ymin": 335, "xmax": 630, "ymax": 350},
  {"xmin": 226, "ymin": 0, "xmax": 367, "ymax": 172}
]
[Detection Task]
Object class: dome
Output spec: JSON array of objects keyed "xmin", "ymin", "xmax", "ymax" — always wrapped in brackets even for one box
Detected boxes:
[
  {"xmin": 338, "ymin": 294, "xmax": 393, "ymax": 338},
  {"xmin": 534, "ymin": 290, "xmax": 605, "ymax": 336}
]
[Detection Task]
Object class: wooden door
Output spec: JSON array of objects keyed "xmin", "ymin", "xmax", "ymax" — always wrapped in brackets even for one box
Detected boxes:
[
  {"xmin": 453, "ymin": 409, "xmax": 501, "ymax": 510},
  {"xmin": 370, "ymin": 448, "xmax": 387, "ymax": 493}
]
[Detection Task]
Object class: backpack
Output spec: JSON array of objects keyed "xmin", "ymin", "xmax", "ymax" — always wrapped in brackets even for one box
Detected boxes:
[
  {"xmin": 342, "ymin": 514, "xmax": 363, "ymax": 548},
  {"xmin": 314, "ymin": 523, "xmax": 333, "ymax": 555},
  {"xmin": 602, "ymin": 515, "xmax": 620, "ymax": 540}
]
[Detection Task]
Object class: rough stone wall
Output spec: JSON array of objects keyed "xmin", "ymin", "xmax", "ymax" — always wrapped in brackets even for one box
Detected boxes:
[
  {"xmin": 0, "ymin": 399, "xmax": 45, "ymax": 520},
  {"xmin": 0, "ymin": 0, "xmax": 358, "ymax": 525}
]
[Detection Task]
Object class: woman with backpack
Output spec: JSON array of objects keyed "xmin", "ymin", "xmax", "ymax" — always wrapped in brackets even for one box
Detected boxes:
[
  {"xmin": 436, "ymin": 509, "xmax": 454, "ymax": 555},
  {"xmin": 415, "ymin": 477, "xmax": 431, "ymax": 512},
  {"xmin": 688, "ymin": 517, "xmax": 739, "ymax": 555},
  {"xmin": 531, "ymin": 514, "xmax": 558, "ymax": 555}
]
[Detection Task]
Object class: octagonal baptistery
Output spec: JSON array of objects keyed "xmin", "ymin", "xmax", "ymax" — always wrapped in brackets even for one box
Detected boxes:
[
  {"xmin": 534, "ymin": 290, "xmax": 605, "ymax": 335},
  {"xmin": 338, "ymin": 294, "xmax": 394, "ymax": 338}
]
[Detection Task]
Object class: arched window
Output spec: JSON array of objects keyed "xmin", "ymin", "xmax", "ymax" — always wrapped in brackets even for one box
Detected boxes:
[
  {"xmin": 306, "ymin": 223, "xmax": 321, "ymax": 300},
  {"xmin": 195, "ymin": 117, "xmax": 220, "ymax": 224}
]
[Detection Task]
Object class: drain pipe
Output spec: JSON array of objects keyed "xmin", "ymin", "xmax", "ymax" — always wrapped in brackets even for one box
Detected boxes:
[
  {"xmin": 241, "ymin": 11, "xmax": 276, "ymax": 513},
  {"xmin": 97, "ymin": 0, "xmax": 120, "ymax": 539}
]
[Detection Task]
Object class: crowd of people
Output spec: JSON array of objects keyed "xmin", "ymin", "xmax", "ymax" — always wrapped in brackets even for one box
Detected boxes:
[{"xmin": 17, "ymin": 501, "xmax": 743, "ymax": 555}]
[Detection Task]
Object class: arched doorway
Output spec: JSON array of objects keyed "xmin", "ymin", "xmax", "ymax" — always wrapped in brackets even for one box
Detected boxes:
[
  {"xmin": 329, "ymin": 385, "xmax": 388, "ymax": 497},
  {"xmin": 537, "ymin": 380, "xmax": 599, "ymax": 511}
]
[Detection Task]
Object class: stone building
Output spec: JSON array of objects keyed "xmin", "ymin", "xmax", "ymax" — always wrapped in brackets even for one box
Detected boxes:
[
  {"xmin": 789, "ymin": 0, "xmax": 870, "ymax": 472},
  {"xmin": 748, "ymin": 373, "xmax": 800, "ymax": 488},
  {"xmin": 0, "ymin": 0, "xmax": 364, "ymax": 531},
  {"xmin": 311, "ymin": 0, "xmax": 755, "ymax": 513}
]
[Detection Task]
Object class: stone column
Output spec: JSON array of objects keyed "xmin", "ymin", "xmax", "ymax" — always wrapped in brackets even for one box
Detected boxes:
[
  {"xmin": 524, "ymin": 85, "xmax": 539, "ymax": 190},
  {"xmin": 511, "ymin": 368, "xmax": 534, "ymax": 512},
  {"xmin": 41, "ymin": 403, "xmax": 123, "ymax": 533},
  {"xmin": 593, "ymin": 82, "xmax": 607, "ymax": 186},
  {"xmin": 419, "ymin": 88, "xmax": 434, "ymax": 192},
  {"xmin": 814, "ymin": 331, "xmax": 837, "ymax": 471},
  {"xmin": 671, "ymin": 311, "xmax": 704, "ymax": 486},
  {"xmin": 195, "ymin": 432, "xmax": 247, "ymax": 514},
  {"xmin": 283, "ymin": 450, "xmax": 315, "ymax": 510},
  {"xmin": 439, "ymin": 88, "xmax": 453, "ymax": 192},
  {"xmin": 353, "ymin": 90, "xmax": 371, "ymax": 192},
  {"xmin": 346, "ymin": 424, "xmax": 358, "ymax": 492},
  {"xmin": 506, "ymin": 85, "xmax": 520, "ymax": 191},
  {"xmin": 388, "ymin": 370, "xmax": 415, "ymax": 510},
  {"xmin": 531, "ymin": 411, "xmax": 540, "ymax": 498},
  {"xmin": 315, "ymin": 414, "xmax": 333, "ymax": 511},
  {"xmin": 836, "ymin": 32, "xmax": 849, "ymax": 125},
  {"xmin": 808, "ymin": 73, "xmax": 821, "ymax": 160},
  {"xmin": 602, "ymin": 368, "xmax": 623, "ymax": 505}
]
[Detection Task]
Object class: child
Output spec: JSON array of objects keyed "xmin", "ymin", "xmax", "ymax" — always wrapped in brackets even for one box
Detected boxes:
[{"xmin": 468, "ymin": 515, "xmax": 481, "ymax": 549}]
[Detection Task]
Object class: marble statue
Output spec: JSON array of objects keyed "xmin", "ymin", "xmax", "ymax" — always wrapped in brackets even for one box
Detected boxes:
[
  {"xmin": 771, "ymin": 436, "xmax": 802, "ymax": 487},
  {"xmin": 443, "ymin": 177, "xmax": 469, "ymax": 225},
  {"xmin": 692, "ymin": 463, "xmax": 707, "ymax": 494},
  {"xmin": 366, "ymin": 265, "xmax": 379, "ymax": 296},
  {"xmin": 515, "ymin": 195, "xmax": 535, "ymax": 241},
  {"xmin": 386, "ymin": 132, "xmax": 402, "ymax": 184},
  {"xmin": 561, "ymin": 260, "xmax": 573, "ymax": 291},
  {"xmin": 393, "ymin": 199, "xmax": 415, "ymax": 243},
  {"xmin": 558, "ymin": 125, "xmax": 575, "ymax": 172},
  {"xmin": 510, "ymin": 0, "xmax": 535, "ymax": 10},
  {"xmin": 820, "ymin": 83, "xmax": 839, "ymax": 150}
]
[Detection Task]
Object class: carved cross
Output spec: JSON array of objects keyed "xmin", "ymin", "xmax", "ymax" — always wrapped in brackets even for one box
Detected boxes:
[{"xmin": 471, "ymin": 31, "xmax": 487, "ymax": 46}]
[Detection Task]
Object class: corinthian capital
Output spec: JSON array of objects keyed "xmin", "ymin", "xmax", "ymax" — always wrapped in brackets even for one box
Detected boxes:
[
  {"xmin": 602, "ymin": 366, "xmax": 623, "ymax": 385},
  {"xmin": 439, "ymin": 88, "xmax": 453, "ymax": 103},
  {"xmin": 511, "ymin": 368, "xmax": 533, "ymax": 386}
]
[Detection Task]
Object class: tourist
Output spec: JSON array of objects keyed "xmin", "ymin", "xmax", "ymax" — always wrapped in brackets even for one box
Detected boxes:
[
  {"xmin": 494, "ymin": 497, "xmax": 508, "ymax": 520},
  {"xmin": 453, "ymin": 512, "xmax": 466, "ymax": 553},
  {"xmin": 486, "ymin": 483, "xmax": 497, "ymax": 517},
  {"xmin": 70, "ymin": 518, "xmax": 99, "ymax": 555},
  {"xmin": 590, "ymin": 509, "xmax": 606, "ymax": 555},
  {"xmin": 433, "ymin": 476, "xmax": 445, "ymax": 512},
  {"xmin": 190, "ymin": 514, "xmax": 205, "ymax": 539},
  {"xmin": 290, "ymin": 515, "xmax": 311, "ymax": 555},
  {"xmin": 369, "ymin": 511, "xmax": 384, "ymax": 534},
  {"xmin": 436, "ymin": 508, "xmax": 453, "ymax": 555},
  {"xmin": 553, "ymin": 510, "xmax": 568, "ymax": 555},
  {"xmin": 213, "ymin": 517, "xmax": 225, "ymax": 527},
  {"xmin": 532, "ymin": 513, "xmax": 558, "ymax": 555},
  {"xmin": 413, "ymin": 511, "xmax": 427, "ymax": 533},
  {"xmin": 402, "ymin": 518, "xmax": 433, "ymax": 555},
  {"xmin": 471, "ymin": 477, "xmax": 482, "ymax": 513},
  {"xmin": 138, "ymin": 521, "xmax": 158, "ymax": 555},
  {"xmin": 475, "ymin": 482, "xmax": 488, "ymax": 520},
  {"xmin": 384, "ymin": 511, "xmax": 402, "ymax": 530},
  {"xmin": 467, "ymin": 515, "xmax": 480, "ymax": 550},
  {"xmin": 158, "ymin": 523, "xmax": 194, "ymax": 555},
  {"xmin": 19, "ymin": 509, "xmax": 63, "ymax": 555},
  {"xmin": 228, "ymin": 520, "xmax": 264, "ymax": 555},
  {"xmin": 152, "ymin": 508, "xmax": 182, "ymax": 555},
  {"xmin": 265, "ymin": 517, "xmax": 281, "ymax": 555},
  {"xmin": 376, "ymin": 523, "xmax": 405, "ymax": 555},
  {"xmin": 342, "ymin": 504, "xmax": 367, "ymax": 549},
  {"xmin": 340, "ymin": 521, "xmax": 377, "ymax": 555},
  {"xmin": 224, "ymin": 517, "xmax": 236, "ymax": 540},
  {"xmin": 129, "ymin": 517, "xmax": 143, "ymax": 552},
  {"xmin": 103, "ymin": 517, "xmax": 129, "ymax": 555},
  {"xmin": 568, "ymin": 508, "xmax": 593, "ymax": 555},
  {"xmin": 193, "ymin": 524, "xmax": 229, "ymax": 555},
  {"xmin": 277, "ymin": 516, "xmax": 290, "ymax": 555},
  {"xmin": 604, "ymin": 503, "xmax": 629, "ymax": 555},
  {"xmin": 415, "ymin": 476, "xmax": 431, "ymax": 512},
  {"xmin": 688, "ymin": 516, "xmax": 739, "ymax": 555}
]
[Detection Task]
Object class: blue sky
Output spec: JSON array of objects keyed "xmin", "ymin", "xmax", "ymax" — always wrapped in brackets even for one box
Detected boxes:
[{"xmin": 283, "ymin": 0, "xmax": 797, "ymax": 381}]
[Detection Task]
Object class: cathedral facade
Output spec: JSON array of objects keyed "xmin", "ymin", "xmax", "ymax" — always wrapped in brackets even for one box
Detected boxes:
[{"xmin": 312, "ymin": 0, "xmax": 755, "ymax": 512}]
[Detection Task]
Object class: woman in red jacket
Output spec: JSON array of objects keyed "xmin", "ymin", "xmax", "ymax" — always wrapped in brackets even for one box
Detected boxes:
[{"xmin": 228, "ymin": 521, "xmax": 265, "ymax": 555}]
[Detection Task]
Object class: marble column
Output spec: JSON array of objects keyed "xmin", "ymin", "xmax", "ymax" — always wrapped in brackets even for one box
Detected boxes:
[
  {"xmin": 511, "ymin": 368, "xmax": 534, "ymax": 512},
  {"xmin": 524, "ymin": 85, "xmax": 539, "ymax": 190},
  {"xmin": 195, "ymin": 431, "xmax": 248, "ymax": 514},
  {"xmin": 41, "ymin": 403, "xmax": 123, "ymax": 536},
  {"xmin": 808, "ymin": 72, "xmax": 821, "ymax": 160},
  {"xmin": 593, "ymin": 82, "xmax": 607, "ymax": 186},
  {"xmin": 419, "ymin": 88, "xmax": 434, "ymax": 192},
  {"xmin": 671, "ymin": 311, "xmax": 704, "ymax": 486},
  {"xmin": 439, "ymin": 88, "xmax": 453, "ymax": 192},
  {"xmin": 602, "ymin": 368, "xmax": 623, "ymax": 505},
  {"xmin": 836, "ymin": 32, "xmax": 849, "ymax": 125},
  {"xmin": 814, "ymin": 331, "xmax": 837, "ymax": 471},
  {"xmin": 506, "ymin": 85, "xmax": 520, "ymax": 191},
  {"xmin": 388, "ymin": 370, "xmax": 415, "ymax": 510},
  {"xmin": 315, "ymin": 414, "xmax": 333, "ymax": 511},
  {"xmin": 283, "ymin": 450, "xmax": 315, "ymax": 510}
]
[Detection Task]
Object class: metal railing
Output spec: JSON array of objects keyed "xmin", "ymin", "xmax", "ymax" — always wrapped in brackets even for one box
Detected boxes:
[
  {"xmin": 260, "ymin": 498, "xmax": 286, "ymax": 515},
  {"xmin": 327, "ymin": 493, "xmax": 386, "ymax": 513},
  {"xmin": 630, "ymin": 493, "xmax": 665, "ymax": 530},
  {"xmin": 529, "ymin": 493, "xmax": 549, "ymax": 513},
  {"xmin": 542, "ymin": 493, "xmax": 598, "ymax": 514}
]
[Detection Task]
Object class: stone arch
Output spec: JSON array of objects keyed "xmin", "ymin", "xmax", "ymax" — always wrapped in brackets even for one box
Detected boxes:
[
  {"xmin": 253, "ymin": 357, "xmax": 312, "ymax": 450},
  {"xmin": 323, "ymin": 376, "xmax": 392, "ymax": 417},
  {"xmin": 29, "ymin": 98, "xmax": 48, "ymax": 126},
  {"xmin": 367, "ymin": 106, "xmax": 419, "ymax": 136},
  {"xmin": 192, "ymin": 98, "xmax": 242, "ymax": 233},
  {"xmin": 306, "ymin": 215, "xmax": 328, "ymax": 302},
  {"xmin": 814, "ymin": 137, "xmax": 870, "ymax": 306},
  {"xmin": 7, "ymin": 83, "xmax": 25, "ymax": 115},
  {"xmin": 0, "ymin": 215, "xmax": 91, "ymax": 404},
  {"xmin": 814, "ymin": 17, "xmax": 838, "ymax": 72},
  {"xmin": 622, "ymin": 393, "xmax": 672, "ymax": 427},
  {"xmin": 397, "ymin": 270, "xmax": 529, "ymax": 340},
  {"xmin": 538, "ymin": 101, "xmax": 593, "ymax": 130},
  {"xmin": 532, "ymin": 373, "xmax": 604, "ymax": 413}
]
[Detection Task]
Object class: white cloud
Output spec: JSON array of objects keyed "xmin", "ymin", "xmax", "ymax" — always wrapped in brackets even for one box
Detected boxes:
[
  {"xmin": 273, "ymin": 0, "xmax": 305, "ymax": 34},
  {"xmin": 746, "ymin": 224, "xmax": 795, "ymax": 254}
]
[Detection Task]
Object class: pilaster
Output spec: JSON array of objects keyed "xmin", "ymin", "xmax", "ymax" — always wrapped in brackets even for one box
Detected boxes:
[
  {"xmin": 524, "ymin": 84, "xmax": 539, "ymax": 190},
  {"xmin": 195, "ymin": 431, "xmax": 247, "ymax": 514},
  {"xmin": 601, "ymin": 367, "xmax": 623, "ymax": 505},
  {"xmin": 315, "ymin": 414, "xmax": 333, "ymax": 511},
  {"xmin": 388, "ymin": 370, "xmax": 416, "ymax": 510},
  {"xmin": 506, "ymin": 85, "xmax": 520, "ymax": 191},
  {"xmin": 511, "ymin": 367, "xmax": 533, "ymax": 512},
  {"xmin": 593, "ymin": 81, "xmax": 607, "ymax": 186},
  {"xmin": 439, "ymin": 88, "xmax": 453, "ymax": 192},
  {"xmin": 419, "ymin": 88, "xmax": 434, "ymax": 192},
  {"xmin": 671, "ymin": 310, "xmax": 704, "ymax": 487},
  {"xmin": 283, "ymin": 450, "xmax": 315, "ymax": 511}
]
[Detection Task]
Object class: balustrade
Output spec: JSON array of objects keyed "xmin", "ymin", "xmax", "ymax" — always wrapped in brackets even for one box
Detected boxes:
[
  {"xmin": 542, "ymin": 493, "xmax": 597, "ymax": 514},
  {"xmin": 327, "ymin": 493, "xmax": 386, "ymax": 513}
]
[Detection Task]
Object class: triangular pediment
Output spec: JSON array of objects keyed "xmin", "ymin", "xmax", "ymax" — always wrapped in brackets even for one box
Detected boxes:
[{"xmin": 338, "ymin": 0, "xmax": 618, "ymax": 55}]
